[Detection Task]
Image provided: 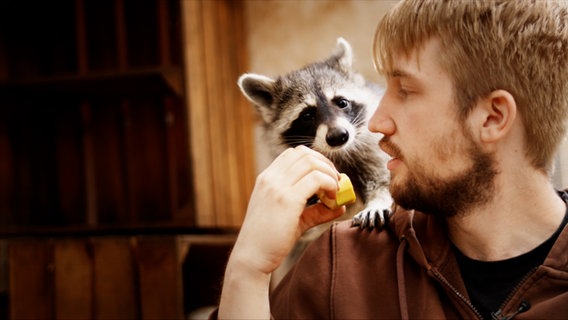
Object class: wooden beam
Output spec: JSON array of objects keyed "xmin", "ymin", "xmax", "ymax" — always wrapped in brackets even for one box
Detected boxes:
[{"xmin": 182, "ymin": 0, "xmax": 254, "ymax": 227}]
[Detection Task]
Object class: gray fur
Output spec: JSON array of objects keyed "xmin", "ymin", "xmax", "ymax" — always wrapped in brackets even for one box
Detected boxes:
[
  {"xmin": 238, "ymin": 38, "xmax": 393, "ymax": 286},
  {"xmin": 239, "ymin": 38, "xmax": 392, "ymax": 225}
]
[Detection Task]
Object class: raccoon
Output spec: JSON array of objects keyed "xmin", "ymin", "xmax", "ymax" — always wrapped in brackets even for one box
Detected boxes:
[{"xmin": 238, "ymin": 38, "xmax": 392, "ymax": 285}]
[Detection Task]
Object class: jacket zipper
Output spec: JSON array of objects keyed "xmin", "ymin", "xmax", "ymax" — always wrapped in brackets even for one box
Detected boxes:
[
  {"xmin": 430, "ymin": 268, "xmax": 483, "ymax": 319},
  {"xmin": 490, "ymin": 267, "xmax": 537, "ymax": 319},
  {"xmin": 432, "ymin": 266, "xmax": 537, "ymax": 320}
]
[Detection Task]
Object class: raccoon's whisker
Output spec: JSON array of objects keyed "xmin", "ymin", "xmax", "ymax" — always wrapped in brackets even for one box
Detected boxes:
[
  {"xmin": 284, "ymin": 136, "xmax": 315, "ymax": 143},
  {"xmin": 281, "ymin": 136, "xmax": 316, "ymax": 147},
  {"xmin": 343, "ymin": 142, "xmax": 366, "ymax": 165},
  {"xmin": 351, "ymin": 110, "xmax": 367, "ymax": 126}
]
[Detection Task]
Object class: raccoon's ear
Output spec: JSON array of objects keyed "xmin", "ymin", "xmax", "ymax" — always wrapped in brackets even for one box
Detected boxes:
[
  {"xmin": 238, "ymin": 73, "xmax": 278, "ymax": 123},
  {"xmin": 328, "ymin": 37, "xmax": 353, "ymax": 72}
]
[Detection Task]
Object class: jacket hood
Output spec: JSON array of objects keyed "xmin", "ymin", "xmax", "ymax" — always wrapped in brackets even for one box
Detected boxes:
[
  {"xmin": 387, "ymin": 205, "xmax": 452, "ymax": 270},
  {"xmin": 387, "ymin": 189, "xmax": 568, "ymax": 271},
  {"xmin": 385, "ymin": 189, "xmax": 568, "ymax": 320},
  {"xmin": 386, "ymin": 205, "xmax": 463, "ymax": 319}
]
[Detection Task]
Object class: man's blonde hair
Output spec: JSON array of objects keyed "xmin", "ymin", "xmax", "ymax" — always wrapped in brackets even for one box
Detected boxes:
[{"xmin": 374, "ymin": 0, "xmax": 568, "ymax": 172}]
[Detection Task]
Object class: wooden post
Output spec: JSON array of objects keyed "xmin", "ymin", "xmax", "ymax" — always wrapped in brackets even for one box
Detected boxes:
[
  {"xmin": 134, "ymin": 236, "xmax": 183, "ymax": 319},
  {"xmin": 54, "ymin": 240, "xmax": 93, "ymax": 319}
]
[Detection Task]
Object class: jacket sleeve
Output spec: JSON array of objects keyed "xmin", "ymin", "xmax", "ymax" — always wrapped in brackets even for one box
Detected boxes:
[{"xmin": 269, "ymin": 224, "xmax": 336, "ymax": 319}]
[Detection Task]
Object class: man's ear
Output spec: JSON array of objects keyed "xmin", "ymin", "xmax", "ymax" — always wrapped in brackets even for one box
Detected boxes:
[{"xmin": 475, "ymin": 90, "xmax": 518, "ymax": 143}]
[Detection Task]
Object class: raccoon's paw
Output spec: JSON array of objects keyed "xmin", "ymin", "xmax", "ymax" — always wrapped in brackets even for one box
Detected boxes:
[
  {"xmin": 351, "ymin": 195, "xmax": 393, "ymax": 230},
  {"xmin": 351, "ymin": 208, "xmax": 391, "ymax": 230}
]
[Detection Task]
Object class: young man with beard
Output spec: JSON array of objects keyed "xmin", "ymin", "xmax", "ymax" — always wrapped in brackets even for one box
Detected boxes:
[{"xmin": 217, "ymin": 0, "xmax": 568, "ymax": 319}]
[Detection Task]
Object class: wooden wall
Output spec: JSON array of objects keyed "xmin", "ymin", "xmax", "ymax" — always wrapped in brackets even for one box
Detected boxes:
[
  {"xmin": 0, "ymin": 0, "xmax": 193, "ymax": 230},
  {"xmin": 8, "ymin": 237, "xmax": 182, "ymax": 319},
  {"xmin": 0, "ymin": 0, "xmax": 254, "ymax": 230},
  {"xmin": 0, "ymin": 0, "xmax": 253, "ymax": 318},
  {"xmin": 183, "ymin": 0, "xmax": 255, "ymax": 227}
]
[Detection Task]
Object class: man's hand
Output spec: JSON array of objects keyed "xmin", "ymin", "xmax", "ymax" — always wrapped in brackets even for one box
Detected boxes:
[{"xmin": 218, "ymin": 145, "xmax": 345, "ymax": 319}]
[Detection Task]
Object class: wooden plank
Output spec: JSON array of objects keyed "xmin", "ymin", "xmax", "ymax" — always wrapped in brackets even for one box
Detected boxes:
[
  {"xmin": 232, "ymin": 4, "xmax": 255, "ymax": 223},
  {"xmin": 124, "ymin": 0, "xmax": 158, "ymax": 67},
  {"xmin": 157, "ymin": 0, "xmax": 171, "ymax": 66},
  {"xmin": 120, "ymin": 100, "xmax": 138, "ymax": 223},
  {"xmin": 231, "ymin": 0, "xmax": 256, "ymax": 221},
  {"xmin": 114, "ymin": 0, "xmax": 128, "ymax": 70},
  {"xmin": 10, "ymin": 106, "xmax": 33, "ymax": 225},
  {"xmin": 134, "ymin": 236, "xmax": 182, "ymax": 319},
  {"xmin": 75, "ymin": 0, "xmax": 88, "ymax": 74},
  {"xmin": 167, "ymin": 0, "xmax": 183, "ymax": 66},
  {"xmin": 48, "ymin": 0, "xmax": 77, "ymax": 76},
  {"xmin": 8, "ymin": 240, "xmax": 54, "ymax": 319},
  {"xmin": 84, "ymin": 0, "xmax": 118, "ymax": 72},
  {"xmin": 0, "ymin": 17, "xmax": 7, "ymax": 80},
  {"xmin": 181, "ymin": 0, "xmax": 255, "ymax": 227},
  {"xmin": 216, "ymin": 1, "xmax": 241, "ymax": 226},
  {"xmin": 202, "ymin": 0, "xmax": 231, "ymax": 226},
  {"xmin": 169, "ymin": 95, "xmax": 193, "ymax": 223},
  {"xmin": 92, "ymin": 99, "xmax": 129, "ymax": 224},
  {"xmin": 165, "ymin": 96, "xmax": 180, "ymax": 217},
  {"xmin": 0, "ymin": 241, "xmax": 7, "ymax": 319},
  {"xmin": 182, "ymin": 0, "xmax": 215, "ymax": 226},
  {"xmin": 54, "ymin": 239, "xmax": 93, "ymax": 319},
  {"xmin": 80, "ymin": 103, "xmax": 97, "ymax": 226},
  {"xmin": 55, "ymin": 103, "xmax": 88, "ymax": 226},
  {"xmin": 0, "ymin": 105, "xmax": 12, "ymax": 225},
  {"xmin": 92, "ymin": 238, "xmax": 138, "ymax": 319},
  {"xmin": 127, "ymin": 97, "xmax": 169, "ymax": 222}
]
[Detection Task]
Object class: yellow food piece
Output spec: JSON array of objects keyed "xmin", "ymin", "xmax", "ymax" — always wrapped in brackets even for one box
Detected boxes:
[{"xmin": 319, "ymin": 173, "xmax": 357, "ymax": 209}]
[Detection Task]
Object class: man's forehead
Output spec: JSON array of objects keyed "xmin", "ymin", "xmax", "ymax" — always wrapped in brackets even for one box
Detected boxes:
[
  {"xmin": 384, "ymin": 54, "xmax": 421, "ymax": 81},
  {"xmin": 384, "ymin": 39, "xmax": 443, "ymax": 80}
]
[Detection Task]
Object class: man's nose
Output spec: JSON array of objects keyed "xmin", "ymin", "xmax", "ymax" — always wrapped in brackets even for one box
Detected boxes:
[{"xmin": 368, "ymin": 99, "xmax": 396, "ymax": 136}]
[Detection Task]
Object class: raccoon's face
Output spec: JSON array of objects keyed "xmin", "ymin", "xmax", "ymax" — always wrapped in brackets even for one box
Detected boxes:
[
  {"xmin": 238, "ymin": 37, "xmax": 383, "ymax": 161},
  {"xmin": 281, "ymin": 88, "xmax": 370, "ymax": 157}
]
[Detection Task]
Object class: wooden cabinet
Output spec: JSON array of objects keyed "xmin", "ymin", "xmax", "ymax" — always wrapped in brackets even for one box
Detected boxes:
[
  {"xmin": 6, "ymin": 234, "xmax": 236, "ymax": 319},
  {"xmin": 0, "ymin": 0, "xmax": 254, "ymax": 231},
  {"xmin": 0, "ymin": 0, "xmax": 192, "ymax": 230},
  {"xmin": 0, "ymin": 0, "xmax": 253, "ymax": 318}
]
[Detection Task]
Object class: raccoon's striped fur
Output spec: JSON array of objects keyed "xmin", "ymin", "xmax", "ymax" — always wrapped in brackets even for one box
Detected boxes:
[{"xmin": 238, "ymin": 38, "xmax": 392, "ymax": 286}]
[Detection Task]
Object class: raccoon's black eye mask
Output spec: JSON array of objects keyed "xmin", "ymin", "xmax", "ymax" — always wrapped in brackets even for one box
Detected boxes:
[{"xmin": 300, "ymin": 107, "xmax": 317, "ymax": 122}]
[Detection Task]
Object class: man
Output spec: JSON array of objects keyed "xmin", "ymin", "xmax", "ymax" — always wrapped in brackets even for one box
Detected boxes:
[{"xmin": 218, "ymin": 0, "xmax": 568, "ymax": 318}]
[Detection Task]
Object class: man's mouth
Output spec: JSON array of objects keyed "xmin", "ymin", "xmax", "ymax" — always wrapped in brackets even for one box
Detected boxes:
[
  {"xmin": 379, "ymin": 137, "xmax": 402, "ymax": 159},
  {"xmin": 379, "ymin": 137, "xmax": 403, "ymax": 171}
]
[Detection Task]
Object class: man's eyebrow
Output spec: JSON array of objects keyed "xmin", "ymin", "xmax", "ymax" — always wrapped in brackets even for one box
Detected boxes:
[{"xmin": 387, "ymin": 69, "xmax": 414, "ymax": 79}]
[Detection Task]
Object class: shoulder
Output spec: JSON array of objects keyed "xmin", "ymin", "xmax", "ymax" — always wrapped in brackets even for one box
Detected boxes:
[
  {"xmin": 327, "ymin": 220, "xmax": 403, "ymax": 276},
  {"xmin": 329, "ymin": 205, "xmax": 418, "ymax": 250},
  {"xmin": 330, "ymin": 219, "xmax": 400, "ymax": 251},
  {"xmin": 270, "ymin": 220, "xmax": 403, "ymax": 318}
]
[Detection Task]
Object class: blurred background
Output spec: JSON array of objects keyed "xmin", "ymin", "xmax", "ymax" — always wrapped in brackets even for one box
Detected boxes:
[{"xmin": 0, "ymin": 0, "xmax": 565, "ymax": 319}]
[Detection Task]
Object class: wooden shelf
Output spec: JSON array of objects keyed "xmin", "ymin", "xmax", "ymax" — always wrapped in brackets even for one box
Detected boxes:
[
  {"xmin": 0, "ymin": 0, "xmax": 254, "ymax": 318},
  {"xmin": 0, "ymin": 0, "xmax": 193, "ymax": 233},
  {"xmin": 0, "ymin": 68, "xmax": 183, "ymax": 98},
  {"xmin": 0, "ymin": 224, "xmax": 238, "ymax": 239}
]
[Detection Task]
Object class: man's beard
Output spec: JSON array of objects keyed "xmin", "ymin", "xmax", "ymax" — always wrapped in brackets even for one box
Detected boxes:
[{"xmin": 383, "ymin": 135, "xmax": 498, "ymax": 218}]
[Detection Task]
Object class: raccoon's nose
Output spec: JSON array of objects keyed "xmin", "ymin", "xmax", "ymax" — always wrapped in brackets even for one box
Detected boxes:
[{"xmin": 326, "ymin": 128, "xmax": 349, "ymax": 147}]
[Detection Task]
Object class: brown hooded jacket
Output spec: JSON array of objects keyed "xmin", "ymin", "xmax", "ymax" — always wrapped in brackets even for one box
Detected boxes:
[{"xmin": 270, "ymin": 191, "xmax": 568, "ymax": 319}]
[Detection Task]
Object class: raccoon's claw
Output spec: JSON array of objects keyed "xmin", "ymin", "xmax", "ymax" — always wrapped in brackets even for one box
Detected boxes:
[{"xmin": 351, "ymin": 209, "xmax": 391, "ymax": 230}]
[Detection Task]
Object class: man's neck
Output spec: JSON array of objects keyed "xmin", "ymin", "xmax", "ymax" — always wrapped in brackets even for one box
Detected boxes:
[{"xmin": 446, "ymin": 171, "xmax": 567, "ymax": 261}]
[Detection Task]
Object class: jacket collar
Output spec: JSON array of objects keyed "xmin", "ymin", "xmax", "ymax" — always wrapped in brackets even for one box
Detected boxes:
[
  {"xmin": 542, "ymin": 189, "xmax": 568, "ymax": 270},
  {"xmin": 388, "ymin": 205, "xmax": 451, "ymax": 270},
  {"xmin": 388, "ymin": 189, "xmax": 568, "ymax": 271}
]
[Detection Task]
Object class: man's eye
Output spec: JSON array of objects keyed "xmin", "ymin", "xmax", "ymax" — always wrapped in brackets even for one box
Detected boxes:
[{"xmin": 336, "ymin": 98, "xmax": 351, "ymax": 109}]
